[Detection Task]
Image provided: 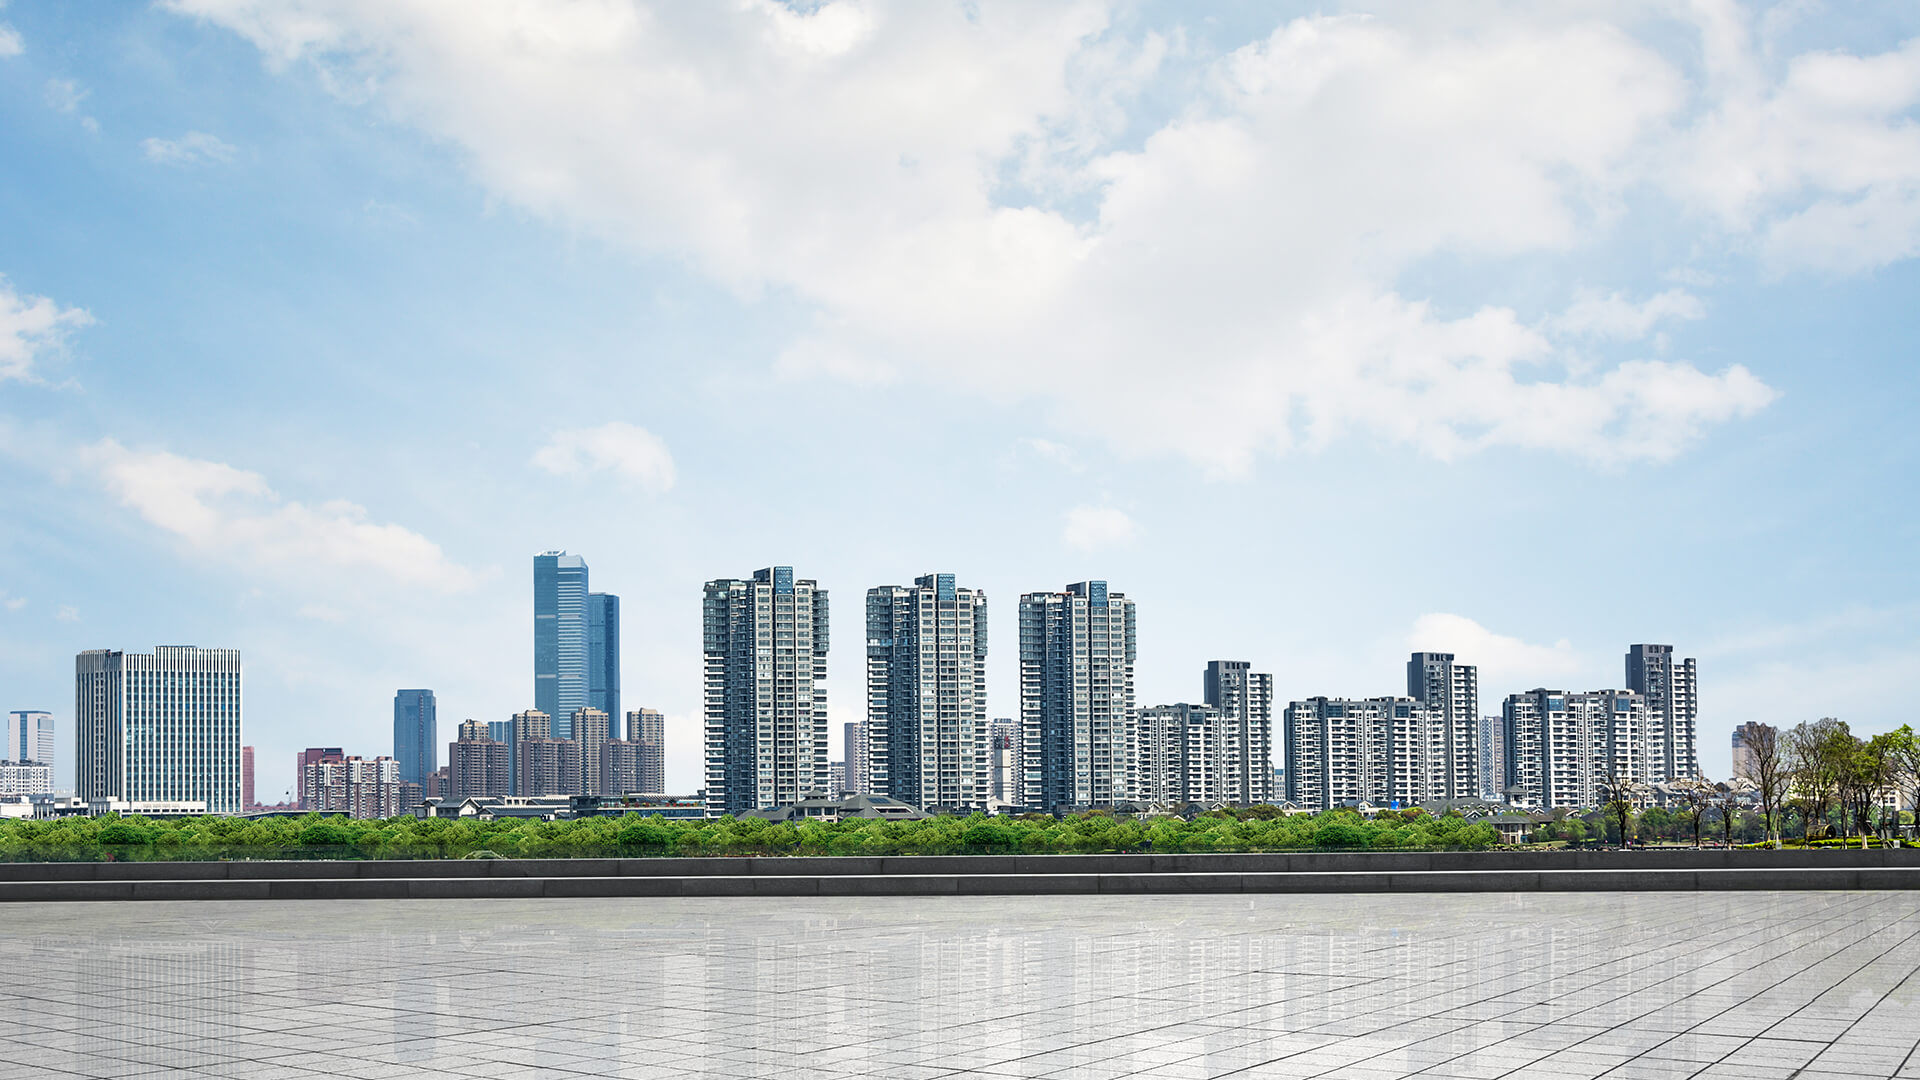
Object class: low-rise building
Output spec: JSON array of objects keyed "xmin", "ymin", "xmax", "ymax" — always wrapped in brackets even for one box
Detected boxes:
[{"xmin": 0, "ymin": 760, "xmax": 53, "ymax": 796}]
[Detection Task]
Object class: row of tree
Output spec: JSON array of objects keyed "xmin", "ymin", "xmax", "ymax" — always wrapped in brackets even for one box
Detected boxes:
[{"xmin": 1744, "ymin": 720, "xmax": 1919, "ymax": 846}]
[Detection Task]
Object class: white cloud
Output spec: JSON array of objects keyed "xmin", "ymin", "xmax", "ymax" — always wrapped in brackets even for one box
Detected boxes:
[
  {"xmin": 0, "ymin": 23, "xmax": 21, "ymax": 58},
  {"xmin": 0, "ymin": 591, "xmax": 25, "ymax": 612},
  {"xmin": 142, "ymin": 131, "xmax": 238, "ymax": 166},
  {"xmin": 1061, "ymin": 504, "xmax": 1134, "ymax": 551},
  {"xmin": 1407, "ymin": 613, "xmax": 1585, "ymax": 693},
  {"xmin": 80, "ymin": 439, "xmax": 477, "ymax": 593},
  {"xmin": 43, "ymin": 78, "xmax": 85, "ymax": 112},
  {"xmin": 0, "ymin": 276, "xmax": 92, "ymax": 384},
  {"xmin": 54, "ymin": 605, "xmax": 78, "ymax": 623},
  {"xmin": 1017, "ymin": 437, "xmax": 1084, "ymax": 473},
  {"xmin": 166, "ymin": 3, "xmax": 1920, "ymax": 469},
  {"xmin": 531, "ymin": 421, "xmax": 675, "ymax": 493}
]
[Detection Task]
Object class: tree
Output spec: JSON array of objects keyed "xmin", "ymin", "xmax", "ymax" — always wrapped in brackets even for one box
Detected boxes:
[
  {"xmin": 1786, "ymin": 718, "xmax": 1846, "ymax": 841},
  {"xmin": 1883, "ymin": 725, "xmax": 1920, "ymax": 842},
  {"xmin": 1673, "ymin": 778, "xmax": 1714, "ymax": 848},
  {"xmin": 1748, "ymin": 723, "xmax": 1788, "ymax": 848},
  {"xmin": 1713, "ymin": 784, "xmax": 1740, "ymax": 848},
  {"xmin": 1601, "ymin": 764, "xmax": 1642, "ymax": 849}
]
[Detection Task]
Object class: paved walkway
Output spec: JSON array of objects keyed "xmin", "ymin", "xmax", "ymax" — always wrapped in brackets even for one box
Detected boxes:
[{"xmin": 3, "ymin": 892, "xmax": 1918, "ymax": 1079}]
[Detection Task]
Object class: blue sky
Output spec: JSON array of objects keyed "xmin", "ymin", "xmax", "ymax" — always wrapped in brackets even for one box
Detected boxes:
[{"xmin": 2, "ymin": 1, "xmax": 1918, "ymax": 801}]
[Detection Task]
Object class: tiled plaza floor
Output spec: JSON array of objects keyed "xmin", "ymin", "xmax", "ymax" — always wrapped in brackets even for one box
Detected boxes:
[{"xmin": 2, "ymin": 892, "xmax": 1918, "ymax": 1079}]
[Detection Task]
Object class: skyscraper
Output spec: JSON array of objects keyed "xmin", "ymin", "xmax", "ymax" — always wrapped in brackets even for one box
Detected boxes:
[
  {"xmin": 1202, "ymin": 660, "xmax": 1274, "ymax": 804},
  {"xmin": 866, "ymin": 573, "xmax": 989, "ymax": 810},
  {"xmin": 5, "ymin": 710, "xmax": 55, "ymax": 768},
  {"xmin": 1477, "ymin": 714, "xmax": 1505, "ymax": 801},
  {"xmin": 844, "ymin": 721, "xmax": 870, "ymax": 795},
  {"xmin": 1626, "ymin": 644, "xmax": 1700, "ymax": 781},
  {"xmin": 703, "ymin": 567, "xmax": 830, "ymax": 816},
  {"xmin": 1284, "ymin": 696, "xmax": 1441, "ymax": 811},
  {"xmin": 392, "ymin": 689, "xmax": 437, "ymax": 789},
  {"xmin": 1019, "ymin": 581, "xmax": 1137, "ymax": 812},
  {"xmin": 1138, "ymin": 703, "xmax": 1224, "ymax": 805},
  {"xmin": 988, "ymin": 718, "xmax": 1020, "ymax": 805},
  {"xmin": 75, "ymin": 646, "xmax": 243, "ymax": 814},
  {"xmin": 448, "ymin": 720, "xmax": 512, "ymax": 799},
  {"xmin": 296, "ymin": 747, "xmax": 344, "ymax": 809},
  {"xmin": 627, "ymin": 708, "xmax": 665, "ymax": 793},
  {"xmin": 589, "ymin": 592, "xmax": 621, "ymax": 739},
  {"xmin": 1407, "ymin": 652, "xmax": 1479, "ymax": 800},
  {"xmin": 534, "ymin": 552, "xmax": 590, "ymax": 738},
  {"xmin": 572, "ymin": 707, "xmax": 612, "ymax": 795},
  {"xmin": 1501, "ymin": 688, "xmax": 1649, "ymax": 809}
]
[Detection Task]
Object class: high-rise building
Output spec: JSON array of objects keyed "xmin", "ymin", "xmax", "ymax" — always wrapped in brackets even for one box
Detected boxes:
[
  {"xmin": 988, "ymin": 718, "xmax": 1020, "ymax": 805},
  {"xmin": 866, "ymin": 573, "xmax": 989, "ymax": 810},
  {"xmin": 1138, "ymin": 703, "xmax": 1225, "ymax": 805},
  {"xmin": 1407, "ymin": 652, "xmax": 1479, "ymax": 800},
  {"xmin": 241, "ymin": 745, "xmax": 255, "ymax": 810},
  {"xmin": 392, "ymin": 689, "xmax": 437, "ymax": 789},
  {"xmin": 828, "ymin": 760, "xmax": 847, "ymax": 797},
  {"xmin": 448, "ymin": 720, "xmax": 512, "ymax": 799},
  {"xmin": 305, "ymin": 755, "xmax": 401, "ymax": 819},
  {"xmin": 75, "ymin": 646, "xmax": 243, "ymax": 814},
  {"xmin": 702, "ymin": 567, "xmax": 830, "ymax": 816},
  {"xmin": 1502, "ymin": 689, "xmax": 1650, "ymax": 809},
  {"xmin": 589, "ymin": 592, "xmax": 621, "ymax": 739},
  {"xmin": 1202, "ymin": 661, "xmax": 1275, "ymax": 804},
  {"xmin": 627, "ymin": 708, "xmax": 665, "ymax": 793},
  {"xmin": 519, "ymin": 737, "xmax": 582, "ymax": 797},
  {"xmin": 296, "ymin": 747, "xmax": 344, "ymax": 809},
  {"xmin": 1626, "ymin": 644, "xmax": 1700, "ymax": 781},
  {"xmin": 1019, "ymin": 581, "xmax": 1137, "ymax": 812},
  {"xmin": 534, "ymin": 552, "xmax": 591, "ymax": 738},
  {"xmin": 844, "ymin": 721, "xmax": 870, "ymax": 795},
  {"xmin": 5, "ymin": 710, "xmax": 55, "ymax": 769},
  {"xmin": 1731, "ymin": 721, "xmax": 1772, "ymax": 782},
  {"xmin": 573, "ymin": 707, "xmax": 612, "ymax": 795},
  {"xmin": 1477, "ymin": 715, "xmax": 1506, "ymax": 801},
  {"xmin": 1283, "ymin": 696, "xmax": 1442, "ymax": 811}
]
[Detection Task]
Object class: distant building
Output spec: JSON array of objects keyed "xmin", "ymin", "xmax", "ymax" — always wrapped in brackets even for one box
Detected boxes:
[
  {"xmin": 424, "ymin": 767, "xmax": 448, "ymax": 801},
  {"xmin": 511, "ymin": 708, "xmax": 581, "ymax": 796},
  {"xmin": 1502, "ymin": 689, "xmax": 1649, "ymax": 809},
  {"xmin": 828, "ymin": 760, "xmax": 847, "ymax": 797},
  {"xmin": 627, "ymin": 708, "xmax": 665, "ymax": 793},
  {"xmin": 703, "ymin": 567, "xmax": 830, "ymax": 816},
  {"xmin": 1731, "ymin": 721, "xmax": 1773, "ymax": 782},
  {"xmin": 845, "ymin": 721, "xmax": 870, "ymax": 795},
  {"xmin": 1020, "ymin": 582, "xmax": 1136, "ymax": 811},
  {"xmin": 867, "ymin": 573, "xmax": 989, "ymax": 810},
  {"xmin": 535, "ymin": 552, "xmax": 591, "ymax": 738},
  {"xmin": 76, "ymin": 646, "xmax": 243, "ymax": 815},
  {"xmin": 589, "ymin": 592, "xmax": 621, "ymax": 739},
  {"xmin": 305, "ymin": 755, "xmax": 401, "ymax": 819},
  {"xmin": 296, "ymin": 747, "xmax": 344, "ymax": 809},
  {"xmin": 740, "ymin": 792, "xmax": 929, "ymax": 824},
  {"xmin": 1626, "ymin": 644, "xmax": 1700, "ymax": 780},
  {"xmin": 988, "ymin": 718, "xmax": 1020, "ymax": 804},
  {"xmin": 0, "ymin": 761, "xmax": 52, "ymax": 796},
  {"xmin": 5, "ymin": 710, "xmax": 54, "ymax": 772},
  {"xmin": 392, "ymin": 689, "xmax": 437, "ymax": 789},
  {"xmin": 1202, "ymin": 661, "xmax": 1274, "ymax": 804},
  {"xmin": 1407, "ymin": 652, "xmax": 1479, "ymax": 800},
  {"xmin": 1139, "ymin": 703, "xmax": 1226, "ymax": 805},
  {"xmin": 448, "ymin": 721, "xmax": 512, "ymax": 799},
  {"xmin": 1283, "ymin": 696, "xmax": 1441, "ymax": 811},
  {"xmin": 1476, "ymin": 715, "xmax": 1505, "ymax": 801},
  {"xmin": 241, "ymin": 745, "xmax": 255, "ymax": 810},
  {"xmin": 573, "ymin": 707, "xmax": 612, "ymax": 795}
]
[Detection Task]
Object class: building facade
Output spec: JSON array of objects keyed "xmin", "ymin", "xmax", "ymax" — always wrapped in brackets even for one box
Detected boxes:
[
  {"xmin": 589, "ymin": 592, "xmax": 621, "ymax": 739},
  {"xmin": 392, "ymin": 688, "xmax": 437, "ymax": 789},
  {"xmin": 296, "ymin": 747, "xmax": 343, "ymax": 809},
  {"xmin": 844, "ymin": 721, "xmax": 870, "ymax": 795},
  {"xmin": 1202, "ymin": 660, "xmax": 1274, "ymax": 804},
  {"xmin": 866, "ymin": 573, "xmax": 989, "ymax": 811},
  {"xmin": 534, "ymin": 552, "xmax": 591, "ymax": 738},
  {"xmin": 1138, "ymin": 703, "xmax": 1225, "ymax": 805},
  {"xmin": 1407, "ymin": 652, "xmax": 1479, "ymax": 800},
  {"xmin": 5, "ymin": 710, "xmax": 54, "ymax": 771},
  {"xmin": 0, "ymin": 761, "xmax": 51, "ymax": 796},
  {"xmin": 627, "ymin": 708, "xmax": 666, "ymax": 793},
  {"xmin": 304, "ymin": 755, "xmax": 401, "ymax": 819},
  {"xmin": 1477, "ymin": 714, "xmax": 1506, "ymax": 801},
  {"xmin": 1019, "ymin": 581, "xmax": 1137, "ymax": 812},
  {"xmin": 1626, "ymin": 644, "xmax": 1700, "ymax": 781},
  {"xmin": 1283, "ymin": 696, "xmax": 1442, "ymax": 811},
  {"xmin": 572, "ymin": 707, "xmax": 612, "ymax": 795},
  {"xmin": 1502, "ymin": 689, "xmax": 1649, "ymax": 809},
  {"xmin": 447, "ymin": 720, "xmax": 512, "ymax": 800},
  {"xmin": 75, "ymin": 646, "xmax": 243, "ymax": 815},
  {"xmin": 703, "ymin": 568, "xmax": 830, "ymax": 816}
]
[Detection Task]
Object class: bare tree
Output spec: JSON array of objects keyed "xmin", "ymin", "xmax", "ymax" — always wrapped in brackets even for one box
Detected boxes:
[
  {"xmin": 1601, "ymin": 764, "xmax": 1642, "ymax": 848},
  {"xmin": 1749, "ymin": 723, "xmax": 1787, "ymax": 848},
  {"xmin": 1675, "ymin": 778, "xmax": 1714, "ymax": 848},
  {"xmin": 1714, "ymin": 784, "xmax": 1740, "ymax": 847}
]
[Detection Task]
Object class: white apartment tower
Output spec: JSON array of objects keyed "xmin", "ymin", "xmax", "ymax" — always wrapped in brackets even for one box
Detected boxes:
[
  {"xmin": 6, "ymin": 710, "xmax": 55, "ymax": 769},
  {"xmin": 1407, "ymin": 652, "xmax": 1479, "ymax": 800},
  {"xmin": 1283, "ymin": 696, "xmax": 1443, "ymax": 811},
  {"xmin": 1138, "ymin": 703, "xmax": 1225, "ymax": 805},
  {"xmin": 844, "ymin": 720, "xmax": 870, "ymax": 795},
  {"xmin": 866, "ymin": 573, "xmax": 989, "ymax": 811},
  {"xmin": 703, "ymin": 567, "xmax": 829, "ymax": 816},
  {"xmin": 75, "ymin": 646, "xmax": 242, "ymax": 814},
  {"xmin": 1626, "ymin": 644, "xmax": 1699, "ymax": 780},
  {"xmin": 1502, "ymin": 689, "xmax": 1650, "ymax": 809},
  {"xmin": 1019, "ymin": 581, "xmax": 1137, "ymax": 812},
  {"xmin": 1202, "ymin": 661, "xmax": 1274, "ymax": 804}
]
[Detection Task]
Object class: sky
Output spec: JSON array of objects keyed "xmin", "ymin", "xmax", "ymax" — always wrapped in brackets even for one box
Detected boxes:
[{"xmin": 2, "ymin": 0, "xmax": 1918, "ymax": 802}]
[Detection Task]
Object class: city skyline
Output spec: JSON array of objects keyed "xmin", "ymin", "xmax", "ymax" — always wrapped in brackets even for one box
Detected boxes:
[{"xmin": 5, "ymin": 5, "xmax": 1919, "ymax": 803}]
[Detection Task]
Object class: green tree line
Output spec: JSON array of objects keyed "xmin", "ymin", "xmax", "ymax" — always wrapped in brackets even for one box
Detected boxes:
[{"xmin": 0, "ymin": 807, "xmax": 1497, "ymax": 862}]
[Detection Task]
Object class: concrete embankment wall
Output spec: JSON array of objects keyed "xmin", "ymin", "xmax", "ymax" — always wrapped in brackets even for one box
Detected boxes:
[{"xmin": 1, "ymin": 849, "xmax": 1915, "ymax": 901}]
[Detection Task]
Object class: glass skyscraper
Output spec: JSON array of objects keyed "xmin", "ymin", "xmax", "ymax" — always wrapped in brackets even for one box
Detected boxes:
[
  {"xmin": 392, "ymin": 688, "xmax": 437, "ymax": 788},
  {"xmin": 589, "ymin": 592, "xmax": 621, "ymax": 740},
  {"xmin": 534, "ymin": 552, "xmax": 590, "ymax": 738},
  {"xmin": 75, "ymin": 645, "xmax": 243, "ymax": 814}
]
